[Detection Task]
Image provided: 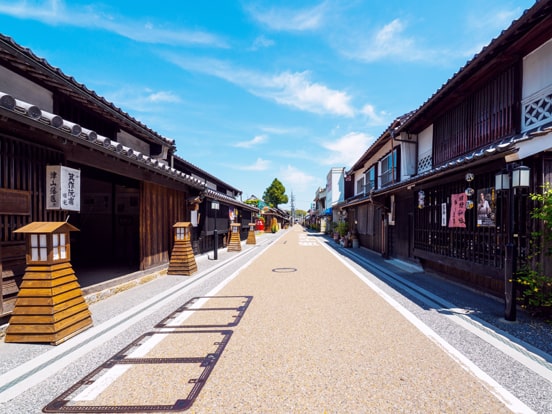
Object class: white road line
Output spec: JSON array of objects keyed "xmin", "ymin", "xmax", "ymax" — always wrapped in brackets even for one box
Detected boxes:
[
  {"xmin": 321, "ymin": 241, "xmax": 535, "ymax": 414},
  {"xmin": 348, "ymin": 249, "xmax": 552, "ymax": 383},
  {"xmin": 51, "ymin": 248, "xmax": 257, "ymax": 405},
  {"xmin": 0, "ymin": 242, "xmax": 267, "ymax": 403}
]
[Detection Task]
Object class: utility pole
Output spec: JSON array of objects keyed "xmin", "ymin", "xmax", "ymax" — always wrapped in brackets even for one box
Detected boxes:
[{"xmin": 290, "ymin": 192, "xmax": 296, "ymax": 224}]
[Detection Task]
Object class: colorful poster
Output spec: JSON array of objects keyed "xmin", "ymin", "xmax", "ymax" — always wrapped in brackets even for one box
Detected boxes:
[
  {"xmin": 477, "ymin": 188, "xmax": 496, "ymax": 227},
  {"xmin": 448, "ymin": 193, "xmax": 466, "ymax": 228}
]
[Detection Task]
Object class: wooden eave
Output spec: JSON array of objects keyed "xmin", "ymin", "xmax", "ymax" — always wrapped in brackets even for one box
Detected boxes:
[
  {"xmin": 348, "ymin": 112, "xmax": 414, "ymax": 173},
  {"xmin": 0, "ymin": 102, "xmax": 206, "ymax": 192},
  {"xmin": 173, "ymin": 155, "xmax": 242, "ymax": 195},
  {"xmin": 0, "ymin": 34, "xmax": 174, "ymax": 149},
  {"xmin": 400, "ymin": 1, "xmax": 552, "ymax": 134}
]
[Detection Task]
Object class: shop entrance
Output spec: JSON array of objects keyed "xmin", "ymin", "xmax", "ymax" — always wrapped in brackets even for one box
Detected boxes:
[{"xmin": 70, "ymin": 167, "xmax": 140, "ymax": 288}]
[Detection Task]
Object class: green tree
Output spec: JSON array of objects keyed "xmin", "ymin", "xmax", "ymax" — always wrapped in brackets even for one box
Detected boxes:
[
  {"xmin": 263, "ymin": 178, "xmax": 288, "ymax": 208},
  {"xmin": 516, "ymin": 183, "xmax": 552, "ymax": 316}
]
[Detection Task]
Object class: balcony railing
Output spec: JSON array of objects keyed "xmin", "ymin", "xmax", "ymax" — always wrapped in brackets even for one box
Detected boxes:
[{"xmin": 522, "ymin": 84, "xmax": 552, "ymax": 132}]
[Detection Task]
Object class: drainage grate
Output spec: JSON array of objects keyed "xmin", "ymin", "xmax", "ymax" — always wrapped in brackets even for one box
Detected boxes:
[
  {"xmin": 43, "ymin": 330, "xmax": 232, "ymax": 413},
  {"xmin": 156, "ymin": 296, "xmax": 253, "ymax": 329}
]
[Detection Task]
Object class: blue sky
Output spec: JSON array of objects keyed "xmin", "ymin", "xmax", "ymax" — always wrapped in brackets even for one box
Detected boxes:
[{"xmin": 0, "ymin": 0, "xmax": 535, "ymax": 210}]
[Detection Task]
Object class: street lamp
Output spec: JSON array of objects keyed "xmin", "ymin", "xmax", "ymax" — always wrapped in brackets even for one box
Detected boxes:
[
  {"xmin": 495, "ymin": 164, "xmax": 530, "ymax": 321},
  {"xmin": 211, "ymin": 200, "xmax": 220, "ymax": 260}
]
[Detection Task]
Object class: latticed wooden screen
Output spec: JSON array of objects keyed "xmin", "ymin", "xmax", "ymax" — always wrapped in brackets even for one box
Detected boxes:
[{"xmin": 413, "ymin": 172, "xmax": 505, "ymax": 270}]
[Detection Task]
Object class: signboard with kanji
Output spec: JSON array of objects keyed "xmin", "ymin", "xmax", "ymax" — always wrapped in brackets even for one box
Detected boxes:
[{"xmin": 46, "ymin": 165, "xmax": 81, "ymax": 211}]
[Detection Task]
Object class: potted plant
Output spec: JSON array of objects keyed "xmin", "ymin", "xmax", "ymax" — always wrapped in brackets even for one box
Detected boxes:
[
  {"xmin": 331, "ymin": 222, "xmax": 339, "ymax": 241},
  {"xmin": 336, "ymin": 222, "xmax": 348, "ymax": 238},
  {"xmin": 351, "ymin": 231, "xmax": 359, "ymax": 248}
]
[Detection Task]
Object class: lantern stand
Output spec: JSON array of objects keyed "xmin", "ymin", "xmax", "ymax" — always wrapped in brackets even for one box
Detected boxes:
[
  {"xmin": 227, "ymin": 223, "xmax": 242, "ymax": 252},
  {"xmin": 5, "ymin": 222, "xmax": 92, "ymax": 345},
  {"xmin": 495, "ymin": 164, "xmax": 530, "ymax": 321},
  {"xmin": 167, "ymin": 222, "xmax": 197, "ymax": 276},
  {"xmin": 211, "ymin": 200, "xmax": 220, "ymax": 260},
  {"xmin": 246, "ymin": 222, "xmax": 256, "ymax": 245}
]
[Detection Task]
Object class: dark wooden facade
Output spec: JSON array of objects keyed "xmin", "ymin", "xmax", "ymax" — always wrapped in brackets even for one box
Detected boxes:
[
  {"xmin": 339, "ymin": 1, "xmax": 552, "ymax": 297},
  {"xmin": 140, "ymin": 182, "xmax": 187, "ymax": 270},
  {"xmin": 433, "ymin": 65, "xmax": 520, "ymax": 167},
  {"xmin": 0, "ymin": 34, "xmax": 257, "ymax": 317},
  {"xmin": 0, "ymin": 136, "xmax": 65, "ymax": 315}
]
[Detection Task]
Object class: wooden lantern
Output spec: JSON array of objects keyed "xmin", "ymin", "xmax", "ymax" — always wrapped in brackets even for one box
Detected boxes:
[
  {"xmin": 246, "ymin": 222, "xmax": 256, "ymax": 245},
  {"xmin": 227, "ymin": 223, "xmax": 242, "ymax": 252},
  {"xmin": 167, "ymin": 222, "xmax": 197, "ymax": 275},
  {"xmin": 5, "ymin": 222, "xmax": 92, "ymax": 345}
]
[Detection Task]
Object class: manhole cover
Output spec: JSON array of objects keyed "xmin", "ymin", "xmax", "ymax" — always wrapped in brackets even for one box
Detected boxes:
[{"xmin": 272, "ymin": 267, "xmax": 297, "ymax": 273}]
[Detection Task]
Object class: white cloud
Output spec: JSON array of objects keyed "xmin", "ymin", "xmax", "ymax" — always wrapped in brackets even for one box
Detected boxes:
[
  {"xmin": 234, "ymin": 134, "xmax": 268, "ymax": 148},
  {"xmin": 246, "ymin": 2, "xmax": 328, "ymax": 31},
  {"xmin": 104, "ymin": 87, "xmax": 181, "ymax": 113},
  {"xmin": 0, "ymin": 0, "xmax": 227, "ymax": 47},
  {"xmin": 360, "ymin": 104, "xmax": 388, "ymax": 126},
  {"xmin": 466, "ymin": 7, "xmax": 521, "ymax": 34},
  {"xmin": 280, "ymin": 165, "xmax": 317, "ymax": 192},
  {"xmin": 321, "ymin": 132, "xmax": 374, "ymax": 167},
  {"xmin": 351, "ymin": 18, "xmax": 425, "ymax": 62},
  {"xmin": 249, "ymin": 35, "xmax": 275, "ymax": 51},
  {"xmin": 165, "ymin": 54, "xmax": 355, "ymax": 117},
  {"xmin": 147, "ymin": 91, "xmax": 181, "ymax": 103},
  {"xmin": 463, "ymin": 6, "xmax": 524, "ymax": 57},
  {"xmin": 268, "ymin": 71, "xmax": 354, "ymax": 117},
  {"xmin": 238, "ymin": 158, "xmax": 271, "ymax": 171}
]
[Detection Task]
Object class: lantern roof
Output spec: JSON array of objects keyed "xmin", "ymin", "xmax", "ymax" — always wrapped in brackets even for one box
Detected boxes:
[
  {"xmin": 172, "ymin": 222, "xmax": 191, "ymax": 228},
  {"xmin": 14, "ymin": 221, "xmax": 80, "ymax": 234}
]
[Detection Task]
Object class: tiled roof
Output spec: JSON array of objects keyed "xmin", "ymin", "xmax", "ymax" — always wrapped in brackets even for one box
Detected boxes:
[
  {"xmin": 339, "ymin": 134, "xmax": 525, "ymax": 208},
  {"xmin": 201, "ymin": 188, "xmax": 259, "ymax": 212},
  {"xmin": 400, "ymin": 1, "xmax": 552, "ymax": 133},
  {"xmin": 348, "ymin": 111, "xmax": 415, "ymax": 173},
  {"xmin": 0, "ymin": 34, "xmax": 174, "ymax": 148},
  {"xmin": 0, "ymin": 91, "xmax": 206, "ymax": 190}
]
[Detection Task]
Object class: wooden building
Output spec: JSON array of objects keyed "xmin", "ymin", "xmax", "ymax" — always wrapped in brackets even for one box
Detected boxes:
[
  {"xmin": 339, "ymin": 1, "xmax": 552, "ymax": 297},
  {"xmin": 0, "ymin": 34, "xmax": 257, "ymax": 317}
]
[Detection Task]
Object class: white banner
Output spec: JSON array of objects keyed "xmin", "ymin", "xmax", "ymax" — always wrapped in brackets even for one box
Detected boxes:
[{"xmin": 46, "ymin": 165, "xmax": 81, "ymax": 211}]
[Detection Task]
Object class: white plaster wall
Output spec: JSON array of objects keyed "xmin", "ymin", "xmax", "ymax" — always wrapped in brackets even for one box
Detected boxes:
[{"xmin": 523, "ymin": 37, "xmax": 552, "ymax": 99}]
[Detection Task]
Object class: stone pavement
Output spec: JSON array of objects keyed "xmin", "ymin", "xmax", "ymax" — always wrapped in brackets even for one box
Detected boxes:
[
  {"xmin": 3, "ymin": 225, "xmax": 551, "ymax": 413},
  {"xmin": 185, "ymin": 225, "xmax": 513, "ymax": 413},
  {"xmin": 36, "ymin": 225, "xmax": 522, "ymax": 413}
]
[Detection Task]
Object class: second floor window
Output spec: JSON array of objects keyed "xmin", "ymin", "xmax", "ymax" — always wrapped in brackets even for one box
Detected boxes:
[
  {"xmin": 356, "ymin": 177, "xmax": 365, "ymax": 195},
  {"xmin": 380, "ymin": 149, "xmax": 398, "ymax": 187},
  {"xmin": 365, "ymin": 166, "xmax": 376, "ymax": 192}
]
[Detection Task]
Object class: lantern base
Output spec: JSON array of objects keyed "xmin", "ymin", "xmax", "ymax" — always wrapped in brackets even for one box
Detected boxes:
[
  {"xmin": 246, "ymin": 230, "xmax": 256, "ymax": 245},
  {"xmin": 167, "ymin": 240, "xmax": 197, "ymax": 275},
  {"xmin": 4, "ymin": 261, "xmax": 93, "ymax": 345},
  {"xmin": 227, "ymin": 231, "xmax": 242, "ymax": 252}
]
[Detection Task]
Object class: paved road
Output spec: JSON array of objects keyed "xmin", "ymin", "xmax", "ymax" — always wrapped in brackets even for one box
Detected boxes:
[{"xmin": 1, "ymin": 225, "xmax": 551, "ymax": 413}]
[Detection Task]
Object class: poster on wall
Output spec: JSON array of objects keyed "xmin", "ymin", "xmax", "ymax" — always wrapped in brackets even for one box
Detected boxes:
[
  {"xmin": 476, "ymin": 188, "xmax": 496, "ymax": 227},
  {"xmin": 441, "ymin": 203, "xmax": 447, "ymax": 227},
  {"xmin": 46, "ymin": 165, "xmax": 81, "ymax": 211},
  {"xmin": 448, "ymin": 193, "xmax": 466, "ymax": 228}
]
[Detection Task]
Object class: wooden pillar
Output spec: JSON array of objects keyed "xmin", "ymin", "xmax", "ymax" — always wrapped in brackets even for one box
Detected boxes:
[
  {"xmin": 167, "ymin": 222, "xmax": 197, "ymax": 275},
  {"xmin": 246, "ymin": 223, "xmax": 256, "ymax": 245},
  {"xmin": 227, "ymin": 223, "xmax": 242, "ymax": 252},
  {"xmin": 5, "ymin": 222, "xmax": 92, "ymax": 345}
]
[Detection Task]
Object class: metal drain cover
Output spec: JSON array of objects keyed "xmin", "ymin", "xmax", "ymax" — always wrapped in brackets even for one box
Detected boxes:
[{"xmin": 272, "ymin": 267, "xmax": 297, "ymax": 273}]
